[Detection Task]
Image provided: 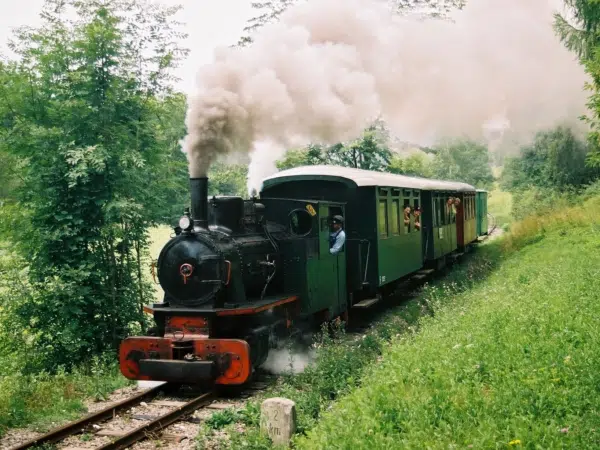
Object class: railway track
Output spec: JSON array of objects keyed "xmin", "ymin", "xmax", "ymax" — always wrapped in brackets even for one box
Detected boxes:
[{"xmin": 7, "ymin": 382, "xmax": 263, "ymax": 450}]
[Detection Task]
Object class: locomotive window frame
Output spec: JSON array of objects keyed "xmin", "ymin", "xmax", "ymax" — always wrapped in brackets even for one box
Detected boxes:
[{"xmin": 288, "ymin": 208, "xmax": 313, "ymax": 237}]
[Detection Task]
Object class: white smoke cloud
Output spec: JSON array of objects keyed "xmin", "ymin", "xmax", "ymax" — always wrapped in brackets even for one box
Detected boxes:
[
  {"xmin": 182, "ymin": 0, "xmax": 588, "ymax": 189},
  {"xmin": 247, "ymin": 139, "xmax": 287, "ymax": 194},
  {"xmin": 261, "ymin": 348, "xmax": 317, "ymax": 375}
]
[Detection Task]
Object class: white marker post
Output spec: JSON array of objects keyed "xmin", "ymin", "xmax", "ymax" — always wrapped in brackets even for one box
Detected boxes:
[{"xmin": 260, "ymin": 397, "xmax": 297, "ymax": 446}]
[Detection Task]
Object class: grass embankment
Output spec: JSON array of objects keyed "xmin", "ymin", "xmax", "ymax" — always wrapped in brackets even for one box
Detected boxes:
[
  {"xmin": 196, "ymin": 245, "xmax": 500, "ymax": 449},
  {"xmin": 296, "ymin": 199, "xmax": 600, "ymax": 449},
  {"xmin": 0, "ymin": 357, "xmax": 130, "ymax": 437}
]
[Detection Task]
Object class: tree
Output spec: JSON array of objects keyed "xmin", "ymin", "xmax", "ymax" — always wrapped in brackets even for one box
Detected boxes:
[
  {"xmin": 430, "ymin": 139, "xmax": 494, "ymax": 189},
  {"xmin": 275, "ymin": 144, "xmax": 325, "ymax": 170},
  {"xmin": 0, "ymin": 0, "xmax": 188, "ymax": 371},
  {"xmin": 554, "ymin": 1, "xmax": 600, "ymax": 61},
  {"xmin": 208, "ymin": 163, "xmax": 249, "ymax": 198},
  {"xmin": 275, "ymin": 127, "xmax": 392, "ymax": 172},
  {"xmin": 326, "ymin": 128, "xmax": 392, "ymax": 171},
  {"xmin": 238, "ymin": 0, "xmax": 465, "ymax": 46},
  {"xmin": 388, "ymin": 152, "xmax": 433, "ymax": 178},
  {"xmin": 501, "ymin": 127, "xmax": 595, "ymax": 192},
  {"xmin": 555, "ymin": 2, "xmax": 600, "ymax": 167},
  {"xmin": 237, "ymin": 0, "xmax": 296, "ymax": 47}
]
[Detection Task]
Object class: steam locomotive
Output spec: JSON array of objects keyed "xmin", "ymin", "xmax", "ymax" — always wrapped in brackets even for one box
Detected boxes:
[{"xmin": 119, "ymin": 166, "xmax": 488, "ymax": 386}]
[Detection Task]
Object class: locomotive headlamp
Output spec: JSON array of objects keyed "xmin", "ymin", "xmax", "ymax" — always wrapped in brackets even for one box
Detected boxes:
[{"xmin": 179, "ymin": 215, "xmax": 192, "ymax": 231}]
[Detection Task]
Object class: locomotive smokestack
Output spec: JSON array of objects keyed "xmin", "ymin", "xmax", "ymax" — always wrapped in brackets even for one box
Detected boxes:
[{"xmin": 190, "ymin": 177, "xmax": 208, "ymax": 229}]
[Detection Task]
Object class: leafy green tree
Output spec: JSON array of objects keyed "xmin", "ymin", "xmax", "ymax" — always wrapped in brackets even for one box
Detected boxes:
[
  {"xmin": 326, "ymin": 128, "xmax": 392, "ymax": 171},
  {"xmin": 430, "ymin": 139, "xmax": 494, "ymax": 189},
  {"xmin": 554, "ymin": 1, "xmax": 600, "ymax": 61},
  {"xmin": 388, "ymin": 152, "xmax": 433, "ymax": 178},
  {"xmin": 275, "ymin": 144, "xmax": 325, "ymax": 170},
  {"xmin": 555, "ymin": 2, "xmax": 600, "ymax": 167},
  {"xmin": 145, "ymin": 93, "xmax": 189, "ymax": 223},
  {"xmin": 208, "ymin": 163, "xmax": 249, "ymax": 198},
  {"xmin": 501, "ymin": 127, "xmax": 595, "ymax": 192},
  {"xmin": 0, "ymin": 0, "xmax": 187, "ymax": 371},
  {"xmin": 275, "ymin": 127, "xmax": 392, "ymax": 171}
]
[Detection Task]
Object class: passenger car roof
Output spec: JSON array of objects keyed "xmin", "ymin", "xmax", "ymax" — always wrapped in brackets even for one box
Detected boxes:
[{"xmin": 261, "ymin": 165, "xmax": 476, "ymax": 192}]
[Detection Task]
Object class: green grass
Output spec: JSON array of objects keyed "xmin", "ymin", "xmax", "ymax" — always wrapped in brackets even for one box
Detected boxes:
[
  {"xmin": 196, "ymin": 248, "xmax": 500, "ymax": 449},
  {"xmin": 488, "ymin": 189, "xmax": 512, "ymax": 228},
  {"xmin": 0, "ymin": 356, "xmax": 132, "ymax": 437},
  {"xmin": 295, "ymin": 224, "xmax": 600, "ymax": 448}
]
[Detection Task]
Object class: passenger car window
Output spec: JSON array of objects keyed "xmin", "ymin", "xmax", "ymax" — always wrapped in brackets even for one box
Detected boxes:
[
  {"xmin": 379, "ymin": 200, "xmax": 388, "ymax": 237},
  {"xmin": 403, "ymin": 199, "xmax": 411, "ymax": 234},
  {"xmin": 413, "ymin": 199, "xmax": 420, "ymax": 232},
  {"xmin": 391, "ymin": 200, "xmax": 400, "ymax": 235}
]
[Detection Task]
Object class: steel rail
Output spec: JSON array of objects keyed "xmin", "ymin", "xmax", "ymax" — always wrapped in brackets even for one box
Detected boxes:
[
  {"xmin": 96, "ymin": 390, "xmax": 215, "ymax": 450},
  {"xmin": 10, "ymin": 383, "xmax": 168, "ymax": 450}
]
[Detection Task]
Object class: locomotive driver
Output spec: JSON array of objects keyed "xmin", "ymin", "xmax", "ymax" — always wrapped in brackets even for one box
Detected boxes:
[{"xmin": 329, "ymin": 215, "xmax": 346, "ymax": 255}]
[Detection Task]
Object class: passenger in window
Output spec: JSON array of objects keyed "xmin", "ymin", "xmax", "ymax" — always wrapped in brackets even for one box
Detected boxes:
[
  {"xmin": 414, "ymin": 207, "xmax": 421, "ymax": 231},
  {"xmin": 403, "ymin": 205, "xmax": 411, "ymax": 233},
  {"xmin": 329, "ymin": 215, "xmax": 346, "ymax": 255}
]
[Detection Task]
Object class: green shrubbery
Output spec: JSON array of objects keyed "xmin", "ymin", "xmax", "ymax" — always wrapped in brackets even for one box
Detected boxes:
[
  {"xmin": 0, "ymin": 216, "xmax": 131, "ymax": 437},
  {"xmin": 501, "ymin": 127, "xmax": 600, "ymax": 222}
]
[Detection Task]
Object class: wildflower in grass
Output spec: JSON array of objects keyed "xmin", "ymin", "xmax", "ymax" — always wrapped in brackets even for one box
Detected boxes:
[
  {"xmin": 560, "ymin": 427, "xmax": 569, "ymax": 433},
  {"xmin": 509, "ymin": 439, "xmax": 522, "ymax": 446}
]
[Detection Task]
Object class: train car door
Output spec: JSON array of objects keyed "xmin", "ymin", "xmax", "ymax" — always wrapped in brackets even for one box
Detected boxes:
[{"xmin": 317, "ymin": 203, "xmax": 347, "ymax": 317}]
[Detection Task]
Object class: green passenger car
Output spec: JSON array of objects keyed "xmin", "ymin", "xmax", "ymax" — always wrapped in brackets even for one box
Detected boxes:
[{"xmin": 260, "ymin": 166, "xmax": 479, "ymax": 316}]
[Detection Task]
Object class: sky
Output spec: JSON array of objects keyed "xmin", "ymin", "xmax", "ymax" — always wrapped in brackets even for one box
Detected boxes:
[{"xmin": 0, "ymin": 0, "xmax": 256, "ymax": 94}]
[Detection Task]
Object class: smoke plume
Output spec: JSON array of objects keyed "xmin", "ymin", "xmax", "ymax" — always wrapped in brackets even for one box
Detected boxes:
[
  {"xmin": 182, "ymin": 0, "xmax": 588, "ymax": 186},
  {"xmin": 261, "ymin": 348, "xmax": 317, "ymax": 375}
]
